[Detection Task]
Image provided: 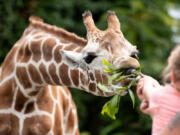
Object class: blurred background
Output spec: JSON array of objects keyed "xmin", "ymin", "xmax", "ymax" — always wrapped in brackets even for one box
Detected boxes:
[{"xmin": 0, "ymin": 0, "xmax": 180, "ymax": 134}]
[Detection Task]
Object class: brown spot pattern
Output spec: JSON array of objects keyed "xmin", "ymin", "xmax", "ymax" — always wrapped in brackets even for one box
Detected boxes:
[
  {"xmin": 0, "ymin": 79, "xmax": 14, "ymax": 109},
  {"xmin": 61, "ymin": 93, "xmax": 70, "ymax": 115},
  {"xmin": 43, "ymin": 38, "xmax": 56, "ymax": 61},
  {"xmin": 22, "ymin": 45, "xmax": 31, "ymax": 63},
  {"xmin": 62, "ymin": 86, "xmax": 71, "ymax": 96},
  {"xmin": 48, "ymin": 63, "xmax": 60, "ymax": 85},
  {"xmin": 53, "ymin": 105, "xmax": 63, "ymax": 135},
  {"xmin": 28, "ymin": 64, "xmax": 42, "ymax": 84},
  {"xmin": 66, "ymin": 109, "xmax": 75, "ymax": 133},
  {"xmin": 58, "ymin": 89, "xmax": 63, "ymax": 106},
  {"xmin": 80, "ymin": 72, "xmax": 87, "ymax": 86},
  {"xmin": 39, "ymin": 63, "xmax": 53, "ymax": 84},
  {"xmin": 30, "ymin": 40, "xmax": 41, "ymax": 62},
  {"xmin": 102, "ymin": 74, "xmax": 108, "ymax": 85},
  {"xmin": 51, "ymin": 86, "xmax": 58, "ymax": 100},
  {"xmin": 64, "ymin": 44, "xmax": 77, "ymax": 51},
  {"xmin": 25, "ymin": 101, "xmax": 35, "ymax": 114},
  {"xmin": 70, "ymin": 69, "xmax": 79, "ymax": 87},
  {"xmin": 59, "ymin": 63, "xmax": 71, "ymax": 86},
  {"xmin": 89, "ymin": 72, "xmax": 95, "ymax": 81},
  {"xmin": 28, "ymin": 91, "xmax": 39, "ymax": 96},
  {"xmin": 15, "ymin": 89, "xmax": 28, "ymax": 112},
  {"xmin": 16, "ymin": 67, "xmax": 32, "ymax": 89},
  {"xmin": 23, "ymin": 115, "xmax": 52, "ymax": 135},
  {"xmin": 0, "ymin": 114, "xmax": 19, "ymax": 135},
  {"xmin": 95, "ymin": 70, "xmax": 102, "ymax": 83},
  {"xmin": 29, "ymin": 18, "xmax": 87, "ymax": 46},
  {"xmin": 54, "ymin": 46, "xmax": 62, "ymax": 63},
  {"xmin": 88, "ymin": 83, "xmax": 96, "ymax": 92},
  {"xmin": 17, "ymin": 46, "xmax": 24, "ymax": 62},
  {"xmin": 37, "ymin": 87, "xmax": 54, "ymax": 113}
]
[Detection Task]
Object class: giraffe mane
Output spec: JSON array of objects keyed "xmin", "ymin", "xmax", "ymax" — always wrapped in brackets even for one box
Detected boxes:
[{"xmin": 29, "ymin": 16, "xmax": 87, "ymax": 46}]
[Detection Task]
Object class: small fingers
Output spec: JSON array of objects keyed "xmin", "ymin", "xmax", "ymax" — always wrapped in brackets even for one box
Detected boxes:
[
  {"xmin": 144, "ymin": 75, "xmax": 160, "ymax": 88},
  {"xmin": 137, "ymin": 79, "xmax": 145, "ymax": 100}
]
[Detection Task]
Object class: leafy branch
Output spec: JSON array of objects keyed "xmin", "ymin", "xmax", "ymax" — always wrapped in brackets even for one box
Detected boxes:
[{"xmin": 98, "ymin": 59, "xmax": 142, "ymax": 119}]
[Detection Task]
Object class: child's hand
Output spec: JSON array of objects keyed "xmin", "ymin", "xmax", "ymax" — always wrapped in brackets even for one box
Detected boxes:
[
  {"xmin": 137, "ymin": 78, "xmax": 145, "ymax": 100},
  {"xmin": 137, "ymin": 76, "xmax": 160, "ymax": 99},
  {"xmin": 137, "ymin": 75, "xmax": 160, "ymax": 115}
]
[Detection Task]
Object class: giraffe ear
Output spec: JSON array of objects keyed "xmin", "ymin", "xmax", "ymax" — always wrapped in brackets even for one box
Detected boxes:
[{"xmin": 60, "ymin": 50, "xmax": 83, "ymax": 68}]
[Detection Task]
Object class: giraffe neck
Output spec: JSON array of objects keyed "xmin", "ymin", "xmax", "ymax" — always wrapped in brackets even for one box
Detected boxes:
[
  {"xmin": 0, "ymin": 26, "xmax": 83, "ymax": 135},
  {"xmin": 0, "ymin": 26, "xmax": 109, "ymax": 98}
]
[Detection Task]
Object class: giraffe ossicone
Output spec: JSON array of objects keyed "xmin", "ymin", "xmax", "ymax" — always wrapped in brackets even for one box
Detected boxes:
[{"xmin": 0, "ymin": 11, "xmax": 140, "ymax": 135}]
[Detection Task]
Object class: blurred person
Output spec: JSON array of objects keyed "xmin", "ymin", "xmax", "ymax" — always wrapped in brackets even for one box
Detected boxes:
[
  {"xmin": 137, "ymin": 45, "xmax": 180, "ymax": 135},
  {"xmin": 158, "ymin": 111, "xmax": 180, "ymax": 135}
]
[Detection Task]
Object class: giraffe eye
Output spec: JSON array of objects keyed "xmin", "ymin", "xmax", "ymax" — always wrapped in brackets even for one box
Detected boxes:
[
  {"xmin": 131, "ymin": 53, "xmax": 139, "ymax": 59},
  {"xmin": 83, "ymin": 54, "xmax": 97, "ymax": 64}
]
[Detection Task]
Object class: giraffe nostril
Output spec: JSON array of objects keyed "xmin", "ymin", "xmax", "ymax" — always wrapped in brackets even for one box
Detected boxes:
[
  {"xmin": 130, "ymin": 53, "xmax": 139, "ymax": 60},
  {"xmin": 124, "ymin": 68, "xmax": 136, "ymax": 75}
]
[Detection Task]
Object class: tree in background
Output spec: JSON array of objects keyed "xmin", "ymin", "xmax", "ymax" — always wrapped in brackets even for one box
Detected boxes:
[{"xmin": 0, "ymin": 0, "xmax": 179, "ymax": 135}]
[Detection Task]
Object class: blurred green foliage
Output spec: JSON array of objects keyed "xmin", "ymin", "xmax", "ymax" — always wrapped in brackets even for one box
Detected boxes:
[{"xmin": 0, "ymin": 0, "xmax": 179, "ymax": 135}]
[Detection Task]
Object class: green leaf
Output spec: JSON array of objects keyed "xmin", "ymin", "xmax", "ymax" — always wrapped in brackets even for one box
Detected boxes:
[
  {"xmin": 98, "ymin": 83, "xmax": 112, "ymax": 93},
  {"xmin": 100, "ymin": 57, "xmax": 141, "ymax": 119},
  {"xmin": 116, "ymin": 75, "xmax": 129, "ymax": 82},
  {"xmin": 108, "ymin": 72, "xmax": 123, "ymax": 85},
  {"xmin": 127, "ymin": 79, "xmax": 137, "ymax": 89},
  {"xmin": 101, "ymin": 95, "xmax": 120, "ymax": 120},
  {"xmin": 117, "ymin": 87, "xmax": 127, "ymax": 91},
  {"xmin": 132, "ymin": 71, "xmax": 139, "ymax": 76},
  {"xmin": 102, "ymin": 59, "xmax": 115, "ymax": 70},
  {"xmin": 104, "ymin": 68, "xmax": 114, "ymax": 73},
  {"xmin": 136, "ymin": 66, "xmax": 144, "ymax": 72},
  {"xmin": 128, "ymin": 89, "xmax": 135, "ymax": 108}
]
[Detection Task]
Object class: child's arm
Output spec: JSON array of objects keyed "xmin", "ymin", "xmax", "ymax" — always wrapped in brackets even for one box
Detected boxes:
[
  {"xmin": 137, "ymin": 75, "xmax": 161, "ymax": 116},
  {"xmin": 159, "ymin": 112, "xmax": 180, "ymax": 135}
]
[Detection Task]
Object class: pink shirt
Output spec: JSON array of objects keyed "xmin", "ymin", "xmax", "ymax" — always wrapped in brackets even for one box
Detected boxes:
[{"xmin": 148, "ymin": 85, "xmax": 180, "ymax": 135}]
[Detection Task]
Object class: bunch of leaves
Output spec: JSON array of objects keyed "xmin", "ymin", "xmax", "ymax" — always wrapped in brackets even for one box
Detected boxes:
[{"xmin": 98, "ymin": 59, "xmax": 142, "ymax": 119}]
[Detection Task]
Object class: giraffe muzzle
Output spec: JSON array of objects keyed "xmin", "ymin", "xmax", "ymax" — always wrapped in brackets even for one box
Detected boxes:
[{"xmin": 114, "ymin": 57, "xmax": 140, "ymax": 70}]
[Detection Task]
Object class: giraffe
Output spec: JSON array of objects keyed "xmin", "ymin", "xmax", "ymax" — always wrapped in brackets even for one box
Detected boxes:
[{"xmin": 0, "ymin": 11, "xmax": 140, "ymax": 135}]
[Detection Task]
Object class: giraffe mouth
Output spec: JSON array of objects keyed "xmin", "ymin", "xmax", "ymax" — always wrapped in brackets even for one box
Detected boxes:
[
  {"xmin": 123, "ymin": 68, "xmax": 137, "ymax": 76},
  {"xmin": 115, "ymin": 68, "xmax": 142, "ymax": 89}
]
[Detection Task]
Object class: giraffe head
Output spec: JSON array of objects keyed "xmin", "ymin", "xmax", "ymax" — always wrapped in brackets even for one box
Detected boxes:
[
  {"xmin": 82, "ymin": 11, "xmax": 139, "ymax": 70},
  {"xmin": 62, "ymin": 11, "xmax": 140, "ymax": 92}
]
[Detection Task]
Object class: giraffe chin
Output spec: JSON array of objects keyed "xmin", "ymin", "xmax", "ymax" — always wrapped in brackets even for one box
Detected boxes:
[{"xmin": 119, "ymin": 74, "xmax": 140, "ymax": 92}]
